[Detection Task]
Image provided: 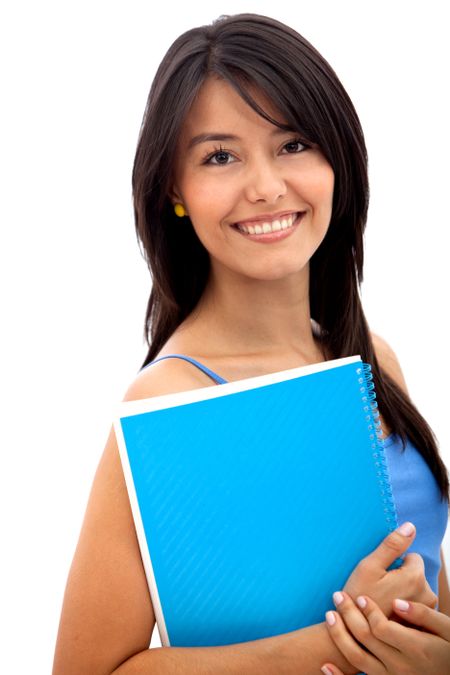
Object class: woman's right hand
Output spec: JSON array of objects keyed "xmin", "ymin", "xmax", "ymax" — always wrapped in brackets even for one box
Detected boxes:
[{"xmin": 343, "ymin": 522, "xmax": 438, "ymax": 618}]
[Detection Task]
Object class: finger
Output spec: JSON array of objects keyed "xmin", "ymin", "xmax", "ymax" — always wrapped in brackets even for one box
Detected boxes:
[
  {"xmin": 325, "ymin": 609, "xmax": 385, "ymax": 674},
  {"xmin": 392, "ymin": 598, "xmax": 450, "ymax": 641},
  {"xmin": 357, "ymin": 594, "xmax": 428, "ymax": 651},
  {"xmin": 398, "ymin": 551, "xmax": 425, "ymax": 585},
  {"xmin": 320, "ymin": 665, "xmax": 345, "ymax": 675},
  {"xmin": 390, "ymin": 553, "xmax": 438, "ymax": 609},
  {"xmin": 364, "ymin": 522, "xmax": 415, "ymax": 571},
  {"xmin": 401, "ymin": 551, "xmax": 425, "ymax": 574},
  {"xmin": 332, "ymin": 591, "xmax": 394, "ymax": 663}
]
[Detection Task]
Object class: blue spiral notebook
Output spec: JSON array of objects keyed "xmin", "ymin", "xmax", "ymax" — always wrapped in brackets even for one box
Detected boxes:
[{"xmin": 114, "ymin": 355, "xmax": 401, "ymax": 648}]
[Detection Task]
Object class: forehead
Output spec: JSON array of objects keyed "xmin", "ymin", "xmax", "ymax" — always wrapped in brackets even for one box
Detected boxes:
[{"xmin": 178, "ymin": 77, "xmax": 287, "ymax": 144}]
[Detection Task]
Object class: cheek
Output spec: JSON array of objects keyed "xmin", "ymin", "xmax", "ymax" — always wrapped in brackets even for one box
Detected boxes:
[
  {"xmin": 188, "ymin": 177, "xmax": 239, "ymax": 222},
  {"xmin": 303, "ymin": 167, "xmax": 334, "ymax": 211},
  {"xmin": 201, "ymin": 174, "xmax": 237, "ymax": 198},
  {"xmin": 325, "ymin": 166, "xmax": 335, "ymax": 201}
]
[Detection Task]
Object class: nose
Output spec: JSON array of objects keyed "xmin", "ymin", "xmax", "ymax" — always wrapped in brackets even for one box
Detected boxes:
[{"xmin": 244, "ymin": 159, "xmax": 287, "ymax": 204}]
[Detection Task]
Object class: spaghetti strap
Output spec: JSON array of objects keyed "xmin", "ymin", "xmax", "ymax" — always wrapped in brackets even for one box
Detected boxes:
[{"xmin": 141, "ymin": 354, "xmax": 228, "ymax": 384}]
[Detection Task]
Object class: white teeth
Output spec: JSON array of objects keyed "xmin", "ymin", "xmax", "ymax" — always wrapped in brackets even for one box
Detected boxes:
[{"xmin": 237, "ymin": 212, "xmax": 299, "ymax": 235}]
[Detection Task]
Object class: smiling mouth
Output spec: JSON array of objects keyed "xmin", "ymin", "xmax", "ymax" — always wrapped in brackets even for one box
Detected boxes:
[{"xmin": 232, "ymin": 211, "xmax": 305, "ymax": 235}]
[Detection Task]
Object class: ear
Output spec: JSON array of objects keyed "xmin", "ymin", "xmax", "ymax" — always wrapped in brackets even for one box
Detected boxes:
[
  {"xmin": 168, "ymin": 184, "xmax": 188, "ymax": 216},
  {"xmin": 168, "ymin": 182, "xmax": 183, "ymax": 205}
]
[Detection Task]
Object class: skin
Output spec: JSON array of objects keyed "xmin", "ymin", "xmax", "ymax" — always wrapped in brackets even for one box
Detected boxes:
[
  {"xmin": 319, "ymin": 354, "xmax": 450, "ymax": 674},
  {"xmin": 52, "ymin": 74, "xmax": 449, "ymax": 674},
  {"xmin": 169, "ymin": 75, "xmax": 450, "ymax": 669},
  {"xmin": 169, "ymin": 75, "xmax": 335, "ymax": 369},
  {"xmin": 168, "ymin": 74, "xmax": 450, "ymax": 665},
  {"xmin": 321, "ymin": 593, "xmax": 450, "ymax": 674}
]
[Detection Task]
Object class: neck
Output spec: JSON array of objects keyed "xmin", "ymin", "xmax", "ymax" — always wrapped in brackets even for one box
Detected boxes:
[{"xmin": 183, "ymin": 263, "xmax": 323, "ymax": 362}]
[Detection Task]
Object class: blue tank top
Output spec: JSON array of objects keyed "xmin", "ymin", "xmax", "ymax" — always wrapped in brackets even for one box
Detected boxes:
[{"xmin": 142, "ymin": 354, "xmax": 449, "ymax": 599}]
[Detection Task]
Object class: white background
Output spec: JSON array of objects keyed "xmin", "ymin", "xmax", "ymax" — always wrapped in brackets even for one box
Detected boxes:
[{"xmin": 1, "ymin": 1, "xmax": 449, "ymax": 672}]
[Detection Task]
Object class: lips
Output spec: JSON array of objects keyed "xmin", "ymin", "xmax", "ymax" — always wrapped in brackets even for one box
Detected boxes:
[
  {"xmin": 231, "ymin": 211, "xmax": 305, "ymax": 243},
  {"xmin": 232, "ymin": 211, "xmax": 305, "ymax": 231},
  {"xmin": 232, "ymin": 211, "xmax": 303, "ymax": 229}
]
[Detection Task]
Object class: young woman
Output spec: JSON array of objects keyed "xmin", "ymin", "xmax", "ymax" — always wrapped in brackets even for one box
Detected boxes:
[{"xmin": 52, "ymin": 13, "xmax": 450, "ymax": 675}]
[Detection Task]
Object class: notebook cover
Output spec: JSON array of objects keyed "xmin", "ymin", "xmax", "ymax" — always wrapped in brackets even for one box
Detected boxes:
[{"xmin": 114, "ymin": 355, "xmax": 400, "ymax": 648}]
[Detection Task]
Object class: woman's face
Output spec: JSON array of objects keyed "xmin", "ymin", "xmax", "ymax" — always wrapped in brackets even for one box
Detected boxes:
[{"xmin": 170, "ymin": 76, "xmax": 335, "ymax": 282}]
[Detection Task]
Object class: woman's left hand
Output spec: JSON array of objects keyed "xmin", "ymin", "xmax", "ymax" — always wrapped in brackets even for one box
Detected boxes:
[{"xmin": 320, "ymin": 591, "xmax": 450, "ymax": 675}]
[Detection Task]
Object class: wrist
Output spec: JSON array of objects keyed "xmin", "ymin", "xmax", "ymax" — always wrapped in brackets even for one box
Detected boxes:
[
  {"xmin": 317, "ymin": 621, "xmax": 359, "ymax": 675},
  {"xmin": 273, "ymin": 622, "xmax": 359, "ymax": 675}
]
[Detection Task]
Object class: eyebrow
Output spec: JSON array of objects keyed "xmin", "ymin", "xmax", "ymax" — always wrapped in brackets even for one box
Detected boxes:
[{"xmin": 187, "ymin": 127, "xmax": 296, "ymax": 150}]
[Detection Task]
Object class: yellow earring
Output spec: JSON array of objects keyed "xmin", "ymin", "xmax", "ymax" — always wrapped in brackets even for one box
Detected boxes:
[{"xmin": 174, "ymin": 203, "xmax": 186, "ymax": 218}]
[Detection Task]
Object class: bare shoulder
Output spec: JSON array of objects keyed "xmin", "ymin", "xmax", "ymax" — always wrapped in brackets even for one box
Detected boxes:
[
  {"xmin": 370, "ymin": 330, "xmax": 410, "ymax": 398},
  {"xmin": 126, "ymin": 354, "xmax": 216, "ymax": 401}
]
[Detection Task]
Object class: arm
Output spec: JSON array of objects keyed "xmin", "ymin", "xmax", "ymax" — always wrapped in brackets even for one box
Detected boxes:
[
  {"xmin": 52, "ymin": 360, "xmax": 360, "ymax": 675},
  {"xmin": 112, "ymin": 623, "xmax": 359, "ymax": 675},
  {"xmin": 321, "ymin": 593, "xmax": 450, "ymax": 675},
  {"xmin": 52, "ymin": 359, "xmax": 434, "ymax": 674},
  {"xmin": 439, "ymin": 547, "xmax": 450, "ymax": 617},
  {"xmin": 321, "ymin": 335, "xmax": 450, "ymax": 673},
  {"xmin": 371, "ymin": 333, "xmax": 450, "ymax": 619},
  {"xmin": 370, "ymin": 330, "xmax": 410, "ymax": 399}
]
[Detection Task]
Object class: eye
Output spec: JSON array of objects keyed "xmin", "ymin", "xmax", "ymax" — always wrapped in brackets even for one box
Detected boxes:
[
  {"xmin": 201, "ymin": 137, "xmax": 311, "ymax": 166},
  {"xmin": 282, "ymin": 138, "xmax": 310, "ymax": 154},
  {"xmin": 202, "ymin": 145, "xmax": 235, "ymax": 166}
]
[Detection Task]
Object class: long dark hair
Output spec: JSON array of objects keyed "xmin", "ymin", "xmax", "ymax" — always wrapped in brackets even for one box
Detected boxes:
[{"xmin": 132, "ymin": 13, "xmax": 449, "ymax": 501}]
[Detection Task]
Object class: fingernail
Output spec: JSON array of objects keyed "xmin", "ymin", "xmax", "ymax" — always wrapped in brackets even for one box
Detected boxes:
[
  {"xmin": 394, "ymin": 598, "xmax": 410, "ymax": 611},
  {"xmin": 321, "ymin": 666, "xmax": 334, "ymax": 675},
  {"xmin": 333, "ymin": 591, "xmax": 344, "ymax": 606},
  {"xmin": 326, "ymin": 611, "xmax": 336, "ymax": 626},
  {"xmin": 397, "ymin": 521, "xmax": 415, "ymax": 536},
  {"xmin": 356, "ymin": 595, "xmax": 367, "ymax": 609}
]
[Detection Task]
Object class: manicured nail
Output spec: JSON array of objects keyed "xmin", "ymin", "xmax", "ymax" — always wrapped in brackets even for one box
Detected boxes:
[
  {"xmin": 321, "ymin": 666, "xmax": 334, "ymax": 675},
  {"xmin": 356, "ymin": 595, "xmax": 367, "ymax": 609},
  {"xmin": 326, "ymin": 611, "xmax": 336, "ymax": 626},
  {"xmin": 397, "ymin": 522, "xmax": 415, "ymax": 536},
  {"xmin": 394, "ymin": 598, "xmax": 410, "ymax": 611},
  {"xmin": 333, "ymin": 591, "xmax": 344, "ymax": 606}
]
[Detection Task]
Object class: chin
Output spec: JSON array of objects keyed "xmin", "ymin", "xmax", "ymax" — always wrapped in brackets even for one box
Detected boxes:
[{"xmin": 241, "ymin": 261, "xmax": 309, "ymax": 282}]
